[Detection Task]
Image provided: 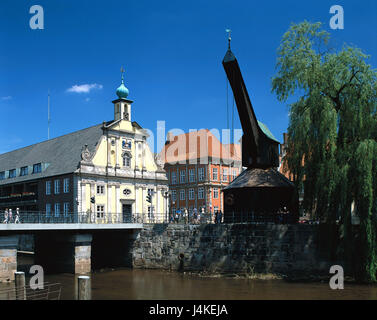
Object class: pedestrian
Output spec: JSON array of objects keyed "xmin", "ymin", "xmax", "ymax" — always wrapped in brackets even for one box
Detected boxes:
[
  {"xmin": 184, "ymin": 208, "xmax": 188, "ymax": 224},
  {"xmin": 197, "ymin": 210, "xmax": 201, "ymax": 224},
  {"xmin": 192, "ymin": 208, "xmax": 198, "ymax": 224},
  {"xmin": 175, "ymin": 209, "xmax": 181, "ymax": 224},
  {"xmin": 8, "ymin": 209, "xmax": 13, "ymax": 223},
  {"xmin": 3, "ymin": 209, "xmax": 8, "ymax": 224},
  {"xmin": 14, "ymin": 208, "xmax": 20, "ymax": 224},
  {"xmin": 215, "ymin": 210, "xmax": 219, "ymax": 224},
  {"xmin": 219, "ymin": 210, "xmax": 223, "ymax": 224}
]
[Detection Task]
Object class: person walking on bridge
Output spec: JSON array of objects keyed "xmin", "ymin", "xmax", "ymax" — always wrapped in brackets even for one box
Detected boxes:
[
  {"xmin": 14, "ymin": 208, "xmax": 20, "ymax": 224},
  {"xmin": 8, "ymin": 209, "xmax": 13, "ymax": 223},
  {"xmin": 3, "ymin": 209, "xmax": 8, "ymax": 224}
]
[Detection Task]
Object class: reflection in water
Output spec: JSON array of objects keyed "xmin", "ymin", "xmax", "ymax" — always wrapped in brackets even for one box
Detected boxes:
[{"xmin": 1, "ymin": 253, "xmax": 377, "ymax": 300}]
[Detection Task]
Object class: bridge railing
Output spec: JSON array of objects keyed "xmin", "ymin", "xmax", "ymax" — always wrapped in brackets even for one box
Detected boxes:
[
  {"xmin": 0, "ymin": 211, "xmax": 300, "ymax": 225},
  {"xmin": 1, "ymin": 211, "xmax": 145, "ymax": 224}
]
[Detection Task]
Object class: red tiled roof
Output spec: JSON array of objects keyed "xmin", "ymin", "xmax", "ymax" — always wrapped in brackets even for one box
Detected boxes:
[{"xmin": 159, "ymin": 129, "xmax": 241, "ymax": 165}]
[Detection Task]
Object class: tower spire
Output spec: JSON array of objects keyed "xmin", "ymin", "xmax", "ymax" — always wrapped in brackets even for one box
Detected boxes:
[
  {"xmin": 120, "ymin": 66, "xmax": 125, "ymax": 83},
  {"xmin": 226, "ymin": 29, "xmax": 232, "ymax": 50}
]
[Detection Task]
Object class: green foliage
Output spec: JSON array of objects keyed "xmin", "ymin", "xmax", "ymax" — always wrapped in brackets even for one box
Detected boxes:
[{"xmin": 272, "ymin": 21, "xmax": 377, "ymax": 282}]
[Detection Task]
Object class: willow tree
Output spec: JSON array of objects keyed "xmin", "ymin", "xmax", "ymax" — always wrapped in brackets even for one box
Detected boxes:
[{"xmin": 272, "ymin": 21, "xmax": 377, "ymax": 282}]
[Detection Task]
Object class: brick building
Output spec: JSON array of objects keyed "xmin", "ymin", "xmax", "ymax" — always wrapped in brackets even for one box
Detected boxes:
[{"xmin": 159, "ymin": 129, "xmax": 242, "ymax": 218}]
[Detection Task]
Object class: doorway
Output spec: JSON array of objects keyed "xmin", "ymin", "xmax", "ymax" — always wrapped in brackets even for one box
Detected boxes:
[{"xmin": 122, "ymin": 204, "xmax": 132, "ymax": 223}]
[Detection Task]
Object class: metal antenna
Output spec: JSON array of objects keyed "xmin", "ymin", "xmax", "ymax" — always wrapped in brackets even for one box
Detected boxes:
[{"xmin": 48, "ymin": 90, "xmax": 50, "ymax": 140}]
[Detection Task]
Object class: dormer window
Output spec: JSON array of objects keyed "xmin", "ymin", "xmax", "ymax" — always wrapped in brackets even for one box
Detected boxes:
[
  {"xmin": 33, "ymin": 163, "xmax": 42, "ymax": 174},
  {"xmin": 20, "ymin": 166, "xmax": 28, "ymax": 176},
  {"xmin": 0, "ymin": 172, "xmax": 5, "ymax": 180},
  {"xmin": 9, "ymin": 169, "xmax": 16, "ymax": 178}
]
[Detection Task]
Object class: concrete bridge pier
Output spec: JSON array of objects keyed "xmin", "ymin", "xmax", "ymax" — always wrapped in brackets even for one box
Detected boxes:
[
  {"xmin": 34, "ymin": 233, "xmax": 92, "ymax": 275},
  {"xmin": 91, "ymin": 230, "xmax": 139, "ymax": 269},
  {"xmin": 0, "ymin": 235, "xmax": 18, "ymax": 282}
]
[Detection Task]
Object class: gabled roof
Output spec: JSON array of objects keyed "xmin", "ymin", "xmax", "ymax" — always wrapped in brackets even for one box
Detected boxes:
[
  {"xmin": 0, "ymin": 124, "xmax": 104, "ymax": 185},
  {"xmin": 223, "ymin": 167, "xmax": 294, "ymax": 190}
]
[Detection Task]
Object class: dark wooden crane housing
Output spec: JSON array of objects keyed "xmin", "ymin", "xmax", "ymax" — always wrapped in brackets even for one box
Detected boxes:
[{"xmin": 222, "ymin": 48, "xmax": 299, "ymax": 223}]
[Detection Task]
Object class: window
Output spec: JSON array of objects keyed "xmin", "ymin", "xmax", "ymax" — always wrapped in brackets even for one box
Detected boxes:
[
  {"xmin": 222, "ymin": 169, "xmax": 228, "ymax": 182},
  {"xmin": 189, "ymin": 188, "xmax": 195, "ymax": 200},
  {"xmin": 198, "ymin": 187, "xmax": 204, "ymax": 200},
  {"xmin": 33, "ymin": 163, "xmax": 42, "ymax": 174},
  {"xmin": 63, "ymin": 203, "xmax": 69, "ymax": 216},
  {"xmin": 0, "ymin": 171, "xmax": 5, "ymax": 180},
  {"xmin": 123, "ymin": 154, "xmax": 131, "ymax": 167},
  {"xmin": 54, "ymin": 180, "xmax": 60, "ymax": 194},
  {"xmin": 63, "ymin": 178, "xmax": 69, "ymax": 193},
  {"xmin": 171, "ymin": 171, "xmax": 177, "ymax": 184},
  {"xmin": 46, "ymin": 203, "xmax": 51, "ymax": 216},
  {"xmin": 213, "ymin": 188, "xmax": 219, "ymax": 199},
  {"xmin": 46, "ymin": 181, "xmax": 51, "ymax": 195},
  {"xmin": 171, "ymin": 190, "xmax": 177, "ymax": 201},
  {"xmin": 54, "ymin": 203, "xmax": 60, "ymax": 217},
  {"xmin": 20, "ymin": 166, "xmax": 28, "ymax": 176},
  {"xmin": 96, "ymin": 205, "xmax": 105, "ymax": 218},
  {"xmin": 115, "ymin": 104, "xmax": 121, "ymax": 119},
  {"xmin": 180, "ymin": 189, "xmax": 185, "ymax": 200},
  {"xmin": 198, "ymin": 167, "xmax": 205, "ymax": 181},
  {"xmin": 180, "ymin": 170, "xmax": 186, "ymax": 183},
  {"xmin": 97, "ymin": 185, "xmax": 105, "ymax": 195},
  {"xmin": 232, "ymin": 169, "xmax": 238, "ymax": 181},
  {"xmin": 189, "ymin": 169, "xmax": 196, "ymax": 183},
  {"xmin": 9, "ymin": 169, "xmax": 16, "ymax": 178},
  {"xmin": 147, "ymin": 206, "xmax": 153, "ymax": 220},
  {"xmin": 212, "ymin": 168, "xmax": 218, "ymax": 181}
]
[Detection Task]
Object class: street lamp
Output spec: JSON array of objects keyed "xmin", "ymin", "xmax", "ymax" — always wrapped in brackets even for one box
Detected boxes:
[{"xmin": 163, "ymin": 190, "xmax": 171, "ymax": 223}]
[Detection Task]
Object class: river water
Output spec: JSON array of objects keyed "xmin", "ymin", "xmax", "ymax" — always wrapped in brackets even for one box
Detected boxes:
[{"xmin": 2, "ymin": 254, "xmax": 377, "ymax": 300}]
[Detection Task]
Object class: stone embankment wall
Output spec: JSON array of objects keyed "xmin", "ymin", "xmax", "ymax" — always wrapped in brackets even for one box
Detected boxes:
[{"xmin": 132, "ymin": 224, "xmax": 336, "ymax": 276}]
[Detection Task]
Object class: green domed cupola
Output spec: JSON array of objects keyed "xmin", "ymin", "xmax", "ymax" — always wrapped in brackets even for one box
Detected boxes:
[
  {"xmin": 112, "ymin": 66, "xmax": 133, "ymax": 122},
  {"xmin": 116, "ymin": 67, "xmax": 129, "ymax": 99}
]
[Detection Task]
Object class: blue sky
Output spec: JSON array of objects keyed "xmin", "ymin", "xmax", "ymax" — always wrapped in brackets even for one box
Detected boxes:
[{"xmin": 0, "ymin": 0, "xmax": 376, "ymax": 154}]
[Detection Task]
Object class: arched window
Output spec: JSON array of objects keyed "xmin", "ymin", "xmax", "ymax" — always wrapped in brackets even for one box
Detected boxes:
[{"xmin": 122, "ymin": 152, "xmax": 132, "ymax": 167}]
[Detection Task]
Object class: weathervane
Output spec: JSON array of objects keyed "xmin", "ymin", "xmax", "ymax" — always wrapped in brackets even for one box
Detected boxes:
[
  {"xmin": 120, "ymin": 66, "xmax": 125, "ymax": 82},
  {"xmin": 226, "ymin": 29, "xmax": 232, "ymax": 49}
]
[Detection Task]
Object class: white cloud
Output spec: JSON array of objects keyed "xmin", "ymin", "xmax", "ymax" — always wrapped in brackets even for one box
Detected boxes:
[
  {"xmin": 66, "ymin": 83, "xmax": 103, "ymax": 93},
  {"xmin": 1, "ymin": 96, "xmax": 12, "ymax": 100}
]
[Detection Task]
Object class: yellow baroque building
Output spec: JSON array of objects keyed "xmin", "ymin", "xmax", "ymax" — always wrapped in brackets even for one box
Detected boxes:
[{"xmin": 0, "ymin": 75, "xmax": 169, "ymax": 223}]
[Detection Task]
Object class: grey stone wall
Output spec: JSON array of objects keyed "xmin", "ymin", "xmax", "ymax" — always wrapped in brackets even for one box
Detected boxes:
[{"xmin": 132, "ymin": 224, "xmax": 336, "ymax": 276}]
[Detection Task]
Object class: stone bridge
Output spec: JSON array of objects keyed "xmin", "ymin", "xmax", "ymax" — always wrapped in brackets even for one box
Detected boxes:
[{"xmin": 0, "ymin": 222, "xmax": 143, "ymax": 282}]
